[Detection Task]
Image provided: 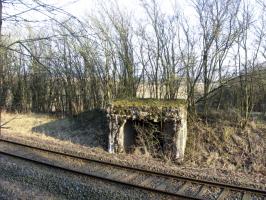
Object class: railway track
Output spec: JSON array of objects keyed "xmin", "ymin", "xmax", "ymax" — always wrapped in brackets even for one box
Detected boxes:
[{"xmin": 0, "ymin": 138, "xmax": 265, "ymax": 200}]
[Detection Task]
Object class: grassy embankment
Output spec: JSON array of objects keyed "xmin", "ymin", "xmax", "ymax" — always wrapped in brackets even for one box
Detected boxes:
[{"xmin": 1, "ymin": 110, "xmax": 265, "ymax": 176}]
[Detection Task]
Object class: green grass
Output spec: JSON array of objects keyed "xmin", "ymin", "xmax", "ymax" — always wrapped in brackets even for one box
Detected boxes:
[{"xmin": 111, "ymin": 98, "xmax": 187, "ymax": 108}]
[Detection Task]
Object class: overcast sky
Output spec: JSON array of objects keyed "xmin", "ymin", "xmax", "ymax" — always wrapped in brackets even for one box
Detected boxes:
[
  {"xmin": 5, "ymin": 0, "xmax": 261, "ymax": 28},
  {"xmin": 56, "ymin": 0, "xmax": 183, "ymax": 16},
  {"xmin": 3, "ymin": 0, "xmax": 197, "ymax": 38},
  {"xmin": 37, "ymin": 0, "xmax": 195, "ymax": 21},
  {"xmin": 49, "ymin": 0, "xmax": 261, "ymax": 19},
  {"xmin": 2, "ymin": 0, "xmax": 264, "ymax": 69}
]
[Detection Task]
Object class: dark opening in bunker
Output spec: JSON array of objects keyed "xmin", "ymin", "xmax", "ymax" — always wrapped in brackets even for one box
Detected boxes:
[
  {"xmin": 122, "ymin": 118, "xmax": 165, "ymax": 156},
  {"xmin": 123, "ymin": 120, "xmax": 137, "ymax": 153}
]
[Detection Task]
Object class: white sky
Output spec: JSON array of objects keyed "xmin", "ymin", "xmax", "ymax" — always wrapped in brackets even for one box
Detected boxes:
[
  {"xmin": 19, "ymin": 0, "xmax": 261, "ymax": 18},
  {"xmin": 4, "ymin": 0, "xmax": 264, "ymax": 64},
  {"xmin": 4, "ymin": 0, "xmax": 262, "ymax": 30},
  {"xmin": 2, "ymin": 0, "xmax": 199, "ymax": 42},
  {"xmin": 45, "ymin": 0, "xmax": 195, "ymax": 20},
  {"xmin": 3, "ymin": 0, "xmax": 197, "ymax": 39}
]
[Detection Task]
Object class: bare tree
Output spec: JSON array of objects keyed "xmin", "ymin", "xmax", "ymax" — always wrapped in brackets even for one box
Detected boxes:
[
  {"xmin": 192, "ymin": 0, "xmax": 241, "ymax": 116},
  {"xmin": 234, "ymin": 1, "xmax": 264, "ymax": 124},
  {"xmin": 178, "ymin": 18, "xmax": 202, "ymax": 113}
]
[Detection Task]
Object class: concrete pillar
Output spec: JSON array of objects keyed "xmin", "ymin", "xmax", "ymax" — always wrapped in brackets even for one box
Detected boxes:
[{"xmin": 175, "ymin": 106, "xmax": 187, "ymax": 159}]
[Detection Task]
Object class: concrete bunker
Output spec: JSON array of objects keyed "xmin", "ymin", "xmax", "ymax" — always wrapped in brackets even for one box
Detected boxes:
[
  {"xmin": 123, "ymin": 119, "xmax": 137, "ymax": 153},
  {"xmin": 120, "ymin": 118, "xmax": 165, "ymax": 155},
  {"xmin": 107, "ymin": 99, "xmax": 187, "ymax": 160}
]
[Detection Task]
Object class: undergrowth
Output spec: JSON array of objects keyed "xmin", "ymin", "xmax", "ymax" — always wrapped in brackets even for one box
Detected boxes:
[{"xmin": 185, "ymin": 110, "xmax": 266, "ymax": 175}]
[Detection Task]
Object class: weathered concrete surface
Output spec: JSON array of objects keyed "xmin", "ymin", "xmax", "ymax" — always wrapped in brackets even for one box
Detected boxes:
[
  {"xmin": 106, "ymin": 99, "xmax": 187, "ymax": 160},
  {"xmin": 176, "ymin": 106, "xmax": 187, "ymax": 159}
]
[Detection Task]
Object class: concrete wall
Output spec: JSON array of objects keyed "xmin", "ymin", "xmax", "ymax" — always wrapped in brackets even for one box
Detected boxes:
[
  {"xmin": 106, "ymin": 102, "xmax": 187, "ymax": 160},
  {"xmin": 175, "ymin": 106, "xmax": 187, "ymax": 159}
]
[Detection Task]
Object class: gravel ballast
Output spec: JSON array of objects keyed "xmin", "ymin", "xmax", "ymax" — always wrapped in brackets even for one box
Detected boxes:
[
  {"xmin": 1, "ymin": 133, "xmax": 265, "ymax": 191},
  {"xmin": 0, "ymin": 154, "xmax": 176, "ymax": 200}
]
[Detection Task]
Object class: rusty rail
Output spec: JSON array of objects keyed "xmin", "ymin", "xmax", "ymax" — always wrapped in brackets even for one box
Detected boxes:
[{"xmin": 0, "ymin": 138, "xmax": 265, "ymax": 200}]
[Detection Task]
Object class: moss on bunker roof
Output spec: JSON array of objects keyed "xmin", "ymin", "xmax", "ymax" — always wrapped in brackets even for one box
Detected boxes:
[{"xmin": 111, "ymin": 98, "xmax": 187, "ymax": 107}]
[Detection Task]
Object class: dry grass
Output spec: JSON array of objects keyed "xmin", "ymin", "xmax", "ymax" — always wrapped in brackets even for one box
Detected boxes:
[
  {"xmin": 185, "ymin": 114, "xmax": 266, "ymax": 176},
  {"xmin": 1, "ymin": 112, "xmax": 69, "ymax": 142},
  {"xmin": 0, "ymin": 111, "xmax": 265, "ymax": 189},
  {"xmin": 1, "ymin": 111, "xmax": 107, "ymax": 150},
  {"xmin": 2, "ymin": 112, "xmax": 59, "ymax": 135},
  {"xmin": 1, "ymin": 110, "xmax": 265, "ymax": 179}
]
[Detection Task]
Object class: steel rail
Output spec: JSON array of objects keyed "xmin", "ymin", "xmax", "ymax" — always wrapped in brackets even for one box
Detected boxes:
[
  {"xmin": 0, "ymin": 140, "xmax": 198, "ymax": 200},
  {"xmin": 0, "ymin": 151, "xmax": 198, "ymax": 199},
  {"xmin": 0, "ymin": 138, "xmax": 265, "ymax": 197}
]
